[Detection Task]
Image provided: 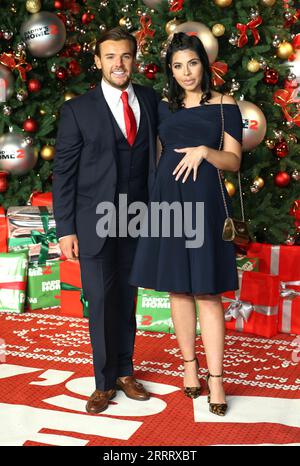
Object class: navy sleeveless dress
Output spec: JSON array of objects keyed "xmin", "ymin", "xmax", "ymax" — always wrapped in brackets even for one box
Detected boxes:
[{"xmin": 129, "ymin": 100, "xmax": 243, "ymax": 295}]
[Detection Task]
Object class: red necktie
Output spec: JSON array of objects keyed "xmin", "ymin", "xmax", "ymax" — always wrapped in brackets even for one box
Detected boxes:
[{"xmin": 121, "ymin": 90, "xmax": 137, "ymax": 146}]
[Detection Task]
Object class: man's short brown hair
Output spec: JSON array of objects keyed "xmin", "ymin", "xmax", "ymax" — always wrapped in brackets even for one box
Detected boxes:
[{"xmin": 95, "ymin": 26, "xmax": 137, "ymax": 57}]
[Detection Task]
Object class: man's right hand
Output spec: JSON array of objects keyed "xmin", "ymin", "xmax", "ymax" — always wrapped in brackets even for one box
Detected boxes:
[{"xmin": 59, "ymin": 234, "xmax": 79, "ymax": 260}]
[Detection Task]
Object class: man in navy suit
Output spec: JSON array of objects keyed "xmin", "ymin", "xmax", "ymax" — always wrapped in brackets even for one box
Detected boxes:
[{"xmin": 53, "ymin": 27, "xmax": 158, "ymax": 413}]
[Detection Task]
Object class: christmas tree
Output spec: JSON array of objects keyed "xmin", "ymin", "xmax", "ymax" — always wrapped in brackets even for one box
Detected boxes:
[{"xmin": 0, "ymin": 0, "xmax": 300, "ymax": 244}]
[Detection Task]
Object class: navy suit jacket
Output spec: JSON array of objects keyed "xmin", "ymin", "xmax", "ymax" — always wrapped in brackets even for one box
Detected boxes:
[{"xmin": 53, "ymin": 82, "xmax": 159, "ymax": 256}]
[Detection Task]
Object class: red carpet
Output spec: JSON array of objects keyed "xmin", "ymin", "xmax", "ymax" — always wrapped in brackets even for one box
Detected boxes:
[{"xmin": 0, "ymin": 309, "xmax": 300, "ymax": 446}]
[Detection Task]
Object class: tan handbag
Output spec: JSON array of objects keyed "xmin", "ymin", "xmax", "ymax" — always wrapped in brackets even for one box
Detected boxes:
[{"xmin": 217, "ymin": 97, "xmax": 250, "ymax": 247}]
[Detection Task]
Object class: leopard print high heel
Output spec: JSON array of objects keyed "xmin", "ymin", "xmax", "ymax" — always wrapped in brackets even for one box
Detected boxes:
[
  {"xmin": 206, "ymin": 372, "xmax": 228, "ymax": 416},
  {"xmin": 183, "ymin": 357, "xmax": 201, "ymax": 399}
]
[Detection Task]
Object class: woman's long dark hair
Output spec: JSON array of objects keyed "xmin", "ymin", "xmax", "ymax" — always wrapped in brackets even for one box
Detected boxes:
[{"xmin": 165, "ymin": 32, "xmax": 212, "ymax": 112}]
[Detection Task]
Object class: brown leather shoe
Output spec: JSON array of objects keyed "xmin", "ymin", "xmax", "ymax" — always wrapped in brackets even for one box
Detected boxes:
[
  {"xmin": 116, "ymin": 376, "xmax": 150, "ymax": 401},
  {"xmin": 86, "ymin": 389, "xmax": 116, "ymax": 414}
]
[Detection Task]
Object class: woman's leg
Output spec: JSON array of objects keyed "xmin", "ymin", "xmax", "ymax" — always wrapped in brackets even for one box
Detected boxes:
[
  {"xmin": 170, "ymin": 292, "xmax": 199, "ymax": 387},
  {"xmin": 195, "ymin": 294, "xmax": 226, "ymax": 403}
]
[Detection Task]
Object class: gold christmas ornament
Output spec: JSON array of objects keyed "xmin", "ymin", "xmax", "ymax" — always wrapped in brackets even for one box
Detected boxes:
[
  {"xmin": 261, "ymin": 0, "xmax": 276, "ymax": 6},
  {"xmin": 213, "ymin": 0, "xmax": 233, "ymax": 7},
  {"xmin": 225, "ymin": 180, "xmax": 236, "ymax": 197},
  {"xmin": 276, "ymin": 41, "xmax": 294, "ymax": 60},
  {"xmin": 40, "ymin": 144, "xmax": 55, "ymax": 161},
  {"xmin": 212, "ymin": 24, "xmax": 225, "ymax": 37},
  {"xmin": 26, "ymin": 0, "xmax": 41, "ymax": 14},
  {"xmin": 64, "ymin": 91, "xmax": 76, "ymax": 101},
  {"xmin": 253, "ymin": 176, "xmax": 265, "ymax": 188},
  {"xmin": 165, "ymin": 18, "xmax": 180, "ymax": 36},
  {"xmin": 265, "ymin": 138, "xmax": 275, "ymax": 149},
  {"xmin": 247, "ymin": 59, "xmax": 260, "ymax": 73},
  {"xmin": 119, "ymin": 17, "xmax": 127, "ymax": 27}
]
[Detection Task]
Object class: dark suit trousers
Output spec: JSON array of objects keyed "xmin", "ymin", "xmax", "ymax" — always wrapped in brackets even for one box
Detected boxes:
[{"xmin": 79, "ymin": 235, "xmax": 138, "ymax": 390}]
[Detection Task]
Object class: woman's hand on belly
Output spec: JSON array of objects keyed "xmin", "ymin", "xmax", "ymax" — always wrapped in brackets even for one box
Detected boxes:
[{"xmin": 173, "ymin": 145, "xmax": 208, "ymax": 182}]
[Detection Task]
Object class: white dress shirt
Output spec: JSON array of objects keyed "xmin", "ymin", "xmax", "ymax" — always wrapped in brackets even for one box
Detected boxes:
[{"xmin": 59, "ymin": 79, "xmax": 140, "ymax": 240}]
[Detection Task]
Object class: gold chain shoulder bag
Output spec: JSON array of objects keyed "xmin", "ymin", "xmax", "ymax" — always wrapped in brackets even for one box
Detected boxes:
[{"xmin": 217, "ymin": 96, "xmax": 250, "ymax": 248}]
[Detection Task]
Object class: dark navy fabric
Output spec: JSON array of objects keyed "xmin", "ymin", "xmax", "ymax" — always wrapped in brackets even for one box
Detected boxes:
[{"xmin": 129, "ymin": 102, "xmax": 243, "ymax": 295}]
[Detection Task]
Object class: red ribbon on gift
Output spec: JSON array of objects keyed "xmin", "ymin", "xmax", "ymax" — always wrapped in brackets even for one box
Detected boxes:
[
  {"xmin": 211, "ymin": 61, "xmax": 228, "ymax": 86},
  {"xmin": 169, "ymin": 0, "xmax": 184, "ymax": 12},
  {"xmin": 0, "ymin": 52, "xmax": 32, "ymax": 81},
  {"xmin": 273, "ymin": 88, "xmax": 300, "ymax": 126},
  {"xmin": 0, "ymin": 281, "xmax": 26, "ymax": 290},
  {"xmin": 236, "ymin": 16, "xmax": 262, "ymax": 48},
  {"xmin": 135, "ymin": 15, "xmax": 155, "ymax": 47}
]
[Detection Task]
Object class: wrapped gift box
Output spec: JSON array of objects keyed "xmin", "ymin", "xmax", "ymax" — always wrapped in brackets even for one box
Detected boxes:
[
  {"xmin": 222, "ymin": 271, "xmax": 280, "ymax": 338},
  {"xmin": 236, "ymin": 254, "xmax": 259, "ymax": 272},
  {"xmin": 28, "ymin": 191, "xmax": 53, "ymax": 206},
  {"xmin": 136, "ymin": 288, "xmax": 200, "ymax": 334},
  {"xmin": 7, "ymin": 205, "xmax": 61, "ymax": 264},
  {"xmin": 247, "ymin": 242, "xmax": 300, "ymax": 281},
  {"xmin": 278, "ymin": 280, "xmax": 300, "ymax": 335},
  {"xmin": 27, "ymin": 260, "xmax": 61, "ymax": 310},
  {"xmin": 0, "ymin": 206, "xmax": 7, "ymax": 253},
  {"xmin": 59, "ymin": 260, "xmax": 89, "ymax": 318},
  {"xmin": 0, "ymin": 251, "xmax": 28, "ymax": 313}
]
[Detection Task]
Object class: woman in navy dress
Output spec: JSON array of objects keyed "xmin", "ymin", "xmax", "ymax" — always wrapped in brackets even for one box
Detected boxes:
[{"xmin": 130, "ymin": 33, "xmax": 243, "ymax": 416}]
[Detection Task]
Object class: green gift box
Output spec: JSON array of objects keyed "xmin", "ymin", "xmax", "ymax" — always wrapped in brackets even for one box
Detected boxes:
[
  {"xmin": 236, "ymin": 255, "xmax": 259, "ymax": 272},
  {"xmin": 136, "ymin": 288, "xmax": 200, "ymax": 334},
  {"xmin": 27, "ymin": 260, "xmax": 61, "ymax": 310},
  {"xmin": 0, "ymin": 251, "xmax": 28, "ymax": 313}
]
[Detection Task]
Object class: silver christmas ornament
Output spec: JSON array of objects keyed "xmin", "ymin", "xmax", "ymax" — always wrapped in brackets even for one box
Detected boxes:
[
  {"xmin": 250, "ymin": 184, "xmax": 259, "ymax": 193},
  {"xmin": 3, "ymin": 105, "xmax": 12, "ymax": 116},
  {"xmin": 237, "ymin": 100, "xmax": 267, "ymax": 151},
  {"xmin": 291, "ymin": 169, "xmax": 300, "ymax": 181},
  {"xmin": 20, "ymin": 11, "xmax": 66, "ymax": 57},
  {"xmin": 0, "ymin": 132, "xmax": 38, "ymax": 175},
  {"xmin": 0, "ymin": 64, "xmax": 15, "ymax": 102},
  {"xmin": 3, "ymin": 31, "xmax": 14, "ymax": 40},
  {"xmin": 16, "ymin": 89, "xmax": 28, "ymax": 102},
  {"xmin": 229, "ymin": 33, "xmax": 238, "ymax": 46}
]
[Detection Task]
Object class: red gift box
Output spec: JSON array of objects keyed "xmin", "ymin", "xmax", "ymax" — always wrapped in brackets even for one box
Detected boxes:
[
  {"xmin": 247, "ymin": 242, "xmax": 300, "ymax": 281},
  {"xmin": 0, "ymin": 206, "xmax": 7, "ymax": 253},
  {"xmin": 222, "ymin": 271, "xmax": 280, "ymax": 338},
  {"xmin": 278, "ymin": 280, "xmax": 300, "ymax": 334},
  {"xmin": 29, "ymin": 191, "xmax": 53, "ymax": 206},
  {"xmin": 59, "ymin": 260, "xmax": 89, "ymax": 318}
]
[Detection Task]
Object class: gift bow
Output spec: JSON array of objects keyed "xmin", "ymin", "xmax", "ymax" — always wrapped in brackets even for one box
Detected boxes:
[
  {"xmin": 280, "ymin": 281, "xmax": 300, "ymax": 299},
  {"xmin": 223, "ymin": 298, "xmax": 254, "ymax": 322},
  {"xmin": 0, "ymin": 52, "xmax": 32, "ymax": 81},
  {"xmin": 169, "ymin": 0, "xmax": 184, "ymax": 12},
  {"xmin": 30, "ymin": 207, "xmax": 57, "ymax": 265},
  {"xmin": 236, "ymin": 16, "xmax": 262, "ymax": 48},
  {"xmin": 273, "ymin": 88, "xmax": 300, "ymax": 127},
  {"xmin": 135, "ymin": 15, "xmax": 155, "ymax": 47},
  {"xmin": 211, "ymin": 61, "xmax": 228, "ymax": 86},
  {"xmin": 60, "ymin": 281, "xmax": 89, "ymax": 317}
]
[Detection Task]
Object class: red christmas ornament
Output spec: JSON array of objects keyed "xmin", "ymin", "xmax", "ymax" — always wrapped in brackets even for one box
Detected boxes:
[
  {"xmin": 263, "ymin": 68, "xmax": 279, "ymax": 85},
  {"xmin": 274, "ymin": 171, "xmax": 291, "ymax": 187},
  {"xmin": 55, "ymin": 67, "xmax": 68, "ymax": 80},
  {"xmin": 0, "ymin": 171, "xmax": 9, "ymax": 193},
  {"xmin": 23, "ymin": 117, "xmax": 38, "ymax": 133},
  {"xmin": 81, "ymin": 12, "xmax": 94, "ymax": 24},
  {"xmin": 144, "ymin": 63, "xmax": 159, "ymax": 80},
  {"xmin": 70, "ymin": 43, "xmax": 81, "ymax": 54},
  {"xmin": 54, "ymin": 0, "xmax": 64, "ymax": 9},
  {"xmin": 27, "ymin": 78, "xmax": 41, "ymax": 93},
  {"xmin": 273, "ymin": 140, "xmax": 289, "ymax": 158},
  {"xmin": 68, "ymin": 59, "xmax": 81, "ymax": 76}
]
